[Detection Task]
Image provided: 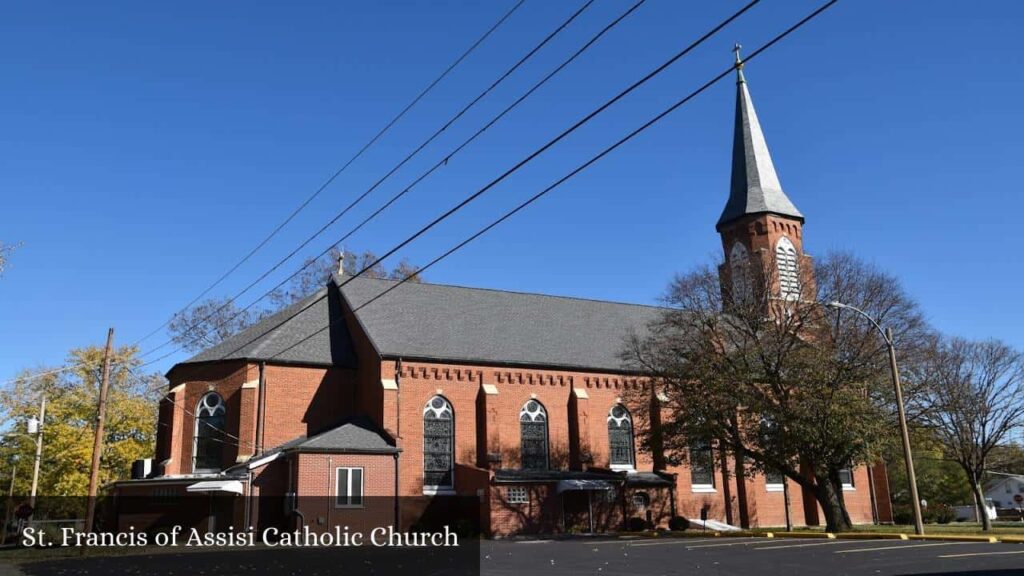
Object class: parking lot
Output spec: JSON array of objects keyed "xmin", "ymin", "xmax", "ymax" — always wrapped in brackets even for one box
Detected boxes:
[{"xmin": 482, "ymin": 536, "xmax": 1024, "ymax": 576}]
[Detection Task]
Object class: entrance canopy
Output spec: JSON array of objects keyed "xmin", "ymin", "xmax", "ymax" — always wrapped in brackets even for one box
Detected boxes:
[
  {"xmin": 556, "ymin": 479, "xmax": 614, "ymax": 494},
  {"xmin": 187, "ymin": 480, "xmax": 244, "ymax": 495}
]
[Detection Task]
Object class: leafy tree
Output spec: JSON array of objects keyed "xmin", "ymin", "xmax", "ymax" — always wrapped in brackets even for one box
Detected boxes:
[
  {"xmin": 916, "ymin": 337, "xmax": 1024, "ymax": 530},
  {"xmin": 623, "ymin": 251, "xmax": 930, "ymax": 532},
  {"xmin": 0, "ymin": 345, "xmax": 161, "ymax": 510},
  {"xmin": 169, "ymin": 248, "xmax": 422, "ymax": 353}
]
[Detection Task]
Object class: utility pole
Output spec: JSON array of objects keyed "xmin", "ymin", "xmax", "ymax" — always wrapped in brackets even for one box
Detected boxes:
[
  {"xmin": 886, "ymin": 326, "xmax": 924, "ymax": 535},
  {"xmin": 28, "ymin": 396, "xmax": 45, "ymax": 509},
  {"xmin": 84, "ymin": 327, "xmax": 114, "ymax": 533}
]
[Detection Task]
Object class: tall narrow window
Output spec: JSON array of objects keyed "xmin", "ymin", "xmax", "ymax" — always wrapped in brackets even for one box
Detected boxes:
[
  {"xmin": 607, "ymin": 405, "xmax": 634, "ymax": 469},
  {"xmin": 336, "ymin": 467, "xmax": 364, "ymax": 508},
  {"xmin": 690, "ymin": 441, "xmax": 715, "ymax": 490},
  {"xmin": 193, "ymin": 392, "xmax": 227, "ymax": 473},
  {"xmin": 519, "ymin": 400, "xmax": 548, "ymax": 470},
  {"xmin": 730, "ymin": 242, "xmax": 751, "ymax": 304},
  {"xmin": 423, "ymin": 396, "xmax": 454, "ymax": 489},
  {"xmin": 776, "ymin": 236, "xmax": 800, "ymax": 299}
]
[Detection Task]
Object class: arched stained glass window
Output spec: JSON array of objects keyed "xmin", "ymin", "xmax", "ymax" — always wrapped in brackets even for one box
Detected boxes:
[
  {"xmin": 776, "ymin": 236, "xmax": 800, "ymax": 299},
  {"xmin": 423, "ymin": 396, "xmax": 454, "ymax": 489},
  {"xmin": 607, "ymin": 404, "xmax": 634, "ymax": 468},
  {"xmin": 193, "ymin": 392, "xmax": 227, "ymax": 473},
  {"xmin": 519, "ymin": 400, "xmax": 548, "ymax": 470}
]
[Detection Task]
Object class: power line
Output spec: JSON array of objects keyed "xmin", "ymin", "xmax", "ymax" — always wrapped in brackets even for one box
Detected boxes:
[
  {"xmin": 267, "ymin": 0, "xmax": 842, "ymax": 363},
  {"xmin": 140, "ymin": 0, "xmax": 769, "ymax": 370},
  {"xmin": 128, "ymin": 0, "xmax": 527, "ymax": 348},
  {"xmin": 137, "ymin": 0, "xmax": 618, "ymax": 362}
]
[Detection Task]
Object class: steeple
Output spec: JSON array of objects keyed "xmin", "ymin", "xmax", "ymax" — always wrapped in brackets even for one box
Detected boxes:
[{"xmin": 716, "ymin": 45, "xmax": 803, "ymax": 231}]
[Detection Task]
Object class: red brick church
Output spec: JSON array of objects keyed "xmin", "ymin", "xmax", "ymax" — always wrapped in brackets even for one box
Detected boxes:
[{"xmin": 112, "ymin": 64, "xmax": 893, "ymax": 536}]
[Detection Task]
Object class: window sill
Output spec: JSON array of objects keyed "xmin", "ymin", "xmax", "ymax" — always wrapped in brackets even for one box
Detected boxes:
[
  {"xmin": 842, "ymin": 485, "xmax": 855, "ymax": 492},
  {"xmin": 423, "ymin": 487, "xmax": 456, "ymax": 496},
  {"xmin": 334, "ymin": 504, "xmax": 365, "ymax": 510},
  {"xmin": 765, "ymin": 484, "xmax": 785, "ymax": 492},
  {"xmin": 691, "ymin": 485, "xmax": 717, "ymax": 494},
  {"xmin": 610, "ymin": 465, "xmax": 636, "ymax": 473}
]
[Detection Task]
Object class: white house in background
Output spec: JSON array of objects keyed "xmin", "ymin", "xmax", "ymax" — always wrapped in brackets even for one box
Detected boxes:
[{"xmin": 985, "ymin": 474, "xmax": 1024, "ymax": 509}]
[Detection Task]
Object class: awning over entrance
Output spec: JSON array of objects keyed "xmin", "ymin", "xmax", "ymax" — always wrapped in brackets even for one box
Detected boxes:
[
  {"xmin": 556, "ymin": 479, "xmax": 614, "ymax": 494},
  {"xmin": 187, "ymin": 480, "xmax": 244, "ymax": 495}
]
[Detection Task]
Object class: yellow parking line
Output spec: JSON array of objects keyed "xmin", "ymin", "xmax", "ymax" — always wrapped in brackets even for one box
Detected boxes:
[
  {"xmin": 939, "ymin": 550, "xmax": 1024, "ymax": 559},
  {"xmin": 754, "ymin": 540, "xmax": 861, "ymax": 550},
  {"xmin": 835, "ymin": 542, "xmax": 976, "ymax": 554}
]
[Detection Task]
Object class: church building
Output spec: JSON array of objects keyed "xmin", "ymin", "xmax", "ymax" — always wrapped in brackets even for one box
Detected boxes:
[{"xmin": 112, "ymin": 60, "xmax": 893, "ymax": 536}]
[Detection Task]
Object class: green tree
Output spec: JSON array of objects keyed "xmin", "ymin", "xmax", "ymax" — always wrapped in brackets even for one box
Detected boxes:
[
  {"xmin": 0, "ymin": 345, "xmax": 162, "ymax": 505},
  {"xmin": 623, "ymin": 251, "xmax": 931, "ymax": 532}
]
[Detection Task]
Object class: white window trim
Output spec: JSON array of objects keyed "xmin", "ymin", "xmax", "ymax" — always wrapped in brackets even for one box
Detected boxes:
[
  {"xmin": 335, "ymin": 467, "xmax": 364, "ymax": 509},
  {"xmin": 765, "ymin": 482, "xmax": 785, "ymax": 492},
  {"xmin": 610, "ymin": 464, "xmax": 636, "ymax": 473},
  {"xmin": 691, "ymin": 485, "xmax": 717, "ymax": 494},
  {"xmin": 842, "ymin": 483, "xmax": 856, "ymax": 492},
  {"xmin": 422, "ymin": 486, "xmax": 456, "ymax": 496}
]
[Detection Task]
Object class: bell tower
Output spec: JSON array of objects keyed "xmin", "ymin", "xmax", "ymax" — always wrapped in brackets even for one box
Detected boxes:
[{"xmin": 718, "ymin": 46, "xmax": 811, "ymax": 304}]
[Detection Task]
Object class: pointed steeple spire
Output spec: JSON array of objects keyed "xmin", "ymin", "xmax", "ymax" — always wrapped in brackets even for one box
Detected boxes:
[{"xmin": 716, "ymin": 45, "xmax": 803, "ymax": 231}]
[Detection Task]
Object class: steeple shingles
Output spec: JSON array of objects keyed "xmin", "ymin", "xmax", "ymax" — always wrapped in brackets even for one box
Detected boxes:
[{"xmin": 716, "ymin": 54, "xmax": 803, "ymax": 230}]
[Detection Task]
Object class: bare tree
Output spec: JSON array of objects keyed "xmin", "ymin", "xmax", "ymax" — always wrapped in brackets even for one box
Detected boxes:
[
  {"xmin": 918, "ymin": 337, "xmax": 1024, "ymax": 530},
  {"xmin": 623, "ymin": 251, "xmax": 930, "ymax": 532},
  {"xmin": 170, "ymin": 248, "xmax": 423, "ymax": 352},
  {"xmin": 168, "ymin": 298, "xmax": 270, "ymax": 353},
  {"xmin": 0, "ymin": 242, "xmax": 19, "ymax": 277}
]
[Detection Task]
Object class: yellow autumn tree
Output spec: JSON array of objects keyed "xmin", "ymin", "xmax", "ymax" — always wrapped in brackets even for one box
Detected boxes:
[{"xmin": 0, "ymin": 345, "xmax": 162, "ymax": 504}]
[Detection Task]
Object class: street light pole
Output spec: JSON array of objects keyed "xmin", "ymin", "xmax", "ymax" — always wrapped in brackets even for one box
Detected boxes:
[{"xmin": 827, "ymin": 301, "xmax": 924, "ymax": 535}]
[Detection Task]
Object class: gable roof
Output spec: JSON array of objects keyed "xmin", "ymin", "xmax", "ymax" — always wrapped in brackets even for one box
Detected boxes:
[
  {"xmin": 337, "ymin": 276, "xmax": 662, "ymax": 373},
  {"xmin": 293, "ymin": 415, "xmax": 398, "ymax": 454},
  {"xmin": 170, "ymin": 275, "xmax": 663, "ymax": 375},
  {"xmin": 175, "ymin": 282, "xmax": 357, "ymax": 372}
]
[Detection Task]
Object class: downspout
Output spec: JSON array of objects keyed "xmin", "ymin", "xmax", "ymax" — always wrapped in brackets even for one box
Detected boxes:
[
  {"xmin": 255, "ymin": 362, "xmax": 267, "ymax": 456},
  {"xmin": 249, "ymin": 362, "xmax": 266, "ymax": 533},
  {"xmin": 393, "ymin": 452, "xmax": 400, "ymax": 529}
]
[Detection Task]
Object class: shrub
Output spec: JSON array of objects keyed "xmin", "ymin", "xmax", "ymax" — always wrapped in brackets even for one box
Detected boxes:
[
  {"xmin": 668, "ymin": 516, "xmax": 690, "ymax": 531},
  {"xmin": 892, "ymin": 505, "xmax": 913, "ymax": 526},
  {"xmin": 626, "ymin": 517, "xmax": 648, "ymax": 532},
  {"xmin": 924, "ymin": 504, "xmax": 956, "ymax": 525}
]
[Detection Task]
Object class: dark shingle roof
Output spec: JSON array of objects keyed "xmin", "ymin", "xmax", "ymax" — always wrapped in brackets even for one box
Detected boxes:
[
  {"xmin": 179, "ymin": 283, "xmax": 356, "ymax": 369},
  {"xmin": 717, "ymin": 70, "xmax": 803, "ymax": 229},
  {"xmin": 338, "ymin": 276, "xmax": 662, "ymax": 373},
  {"xmin": 172, "ymin": 275, "xmax": 662, "ymax": 375},
  {"xmin": 294, "ymin": 416, "xmax": 398, "ymax": 454}
]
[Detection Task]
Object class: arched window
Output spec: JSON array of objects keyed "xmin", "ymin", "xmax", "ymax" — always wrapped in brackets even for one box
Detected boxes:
[
  {"xmin": 423, "ymin": 396, "xmax": 454, "ymax": 489},
  {"xmin": 730, "ymin": 242, "xmax": 751, "ymax": 304},
  {"xmin": 193, "ymin": 392, "xmax": 227, "ymax": 473},
  {"xmin": 519, "ymin": 400, "xmax": 548, "ymax": 470},
  {"xmin": 775, "ymin": 236, "xmax": 800, "ymax": 299},
  {"xmin": 607, "ymin": 404, "xmax": 635, "ymax": 469}
]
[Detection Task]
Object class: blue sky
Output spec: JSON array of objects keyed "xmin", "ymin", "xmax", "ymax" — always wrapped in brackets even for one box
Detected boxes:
[{"xmin": 2, "ymin": 0, "xmax": 1023, "ymax": 381}]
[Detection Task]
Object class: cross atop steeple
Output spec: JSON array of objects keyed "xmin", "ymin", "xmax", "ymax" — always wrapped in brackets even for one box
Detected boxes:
[{"xmin": 732, "ymin": 43, "xmax": 746, "ymax": 84}]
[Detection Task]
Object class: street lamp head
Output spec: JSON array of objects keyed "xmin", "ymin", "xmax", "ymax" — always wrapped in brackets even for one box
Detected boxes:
[{"xmin": 825, "ymin": 301, "xmax": 846, "ymax": 309}]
